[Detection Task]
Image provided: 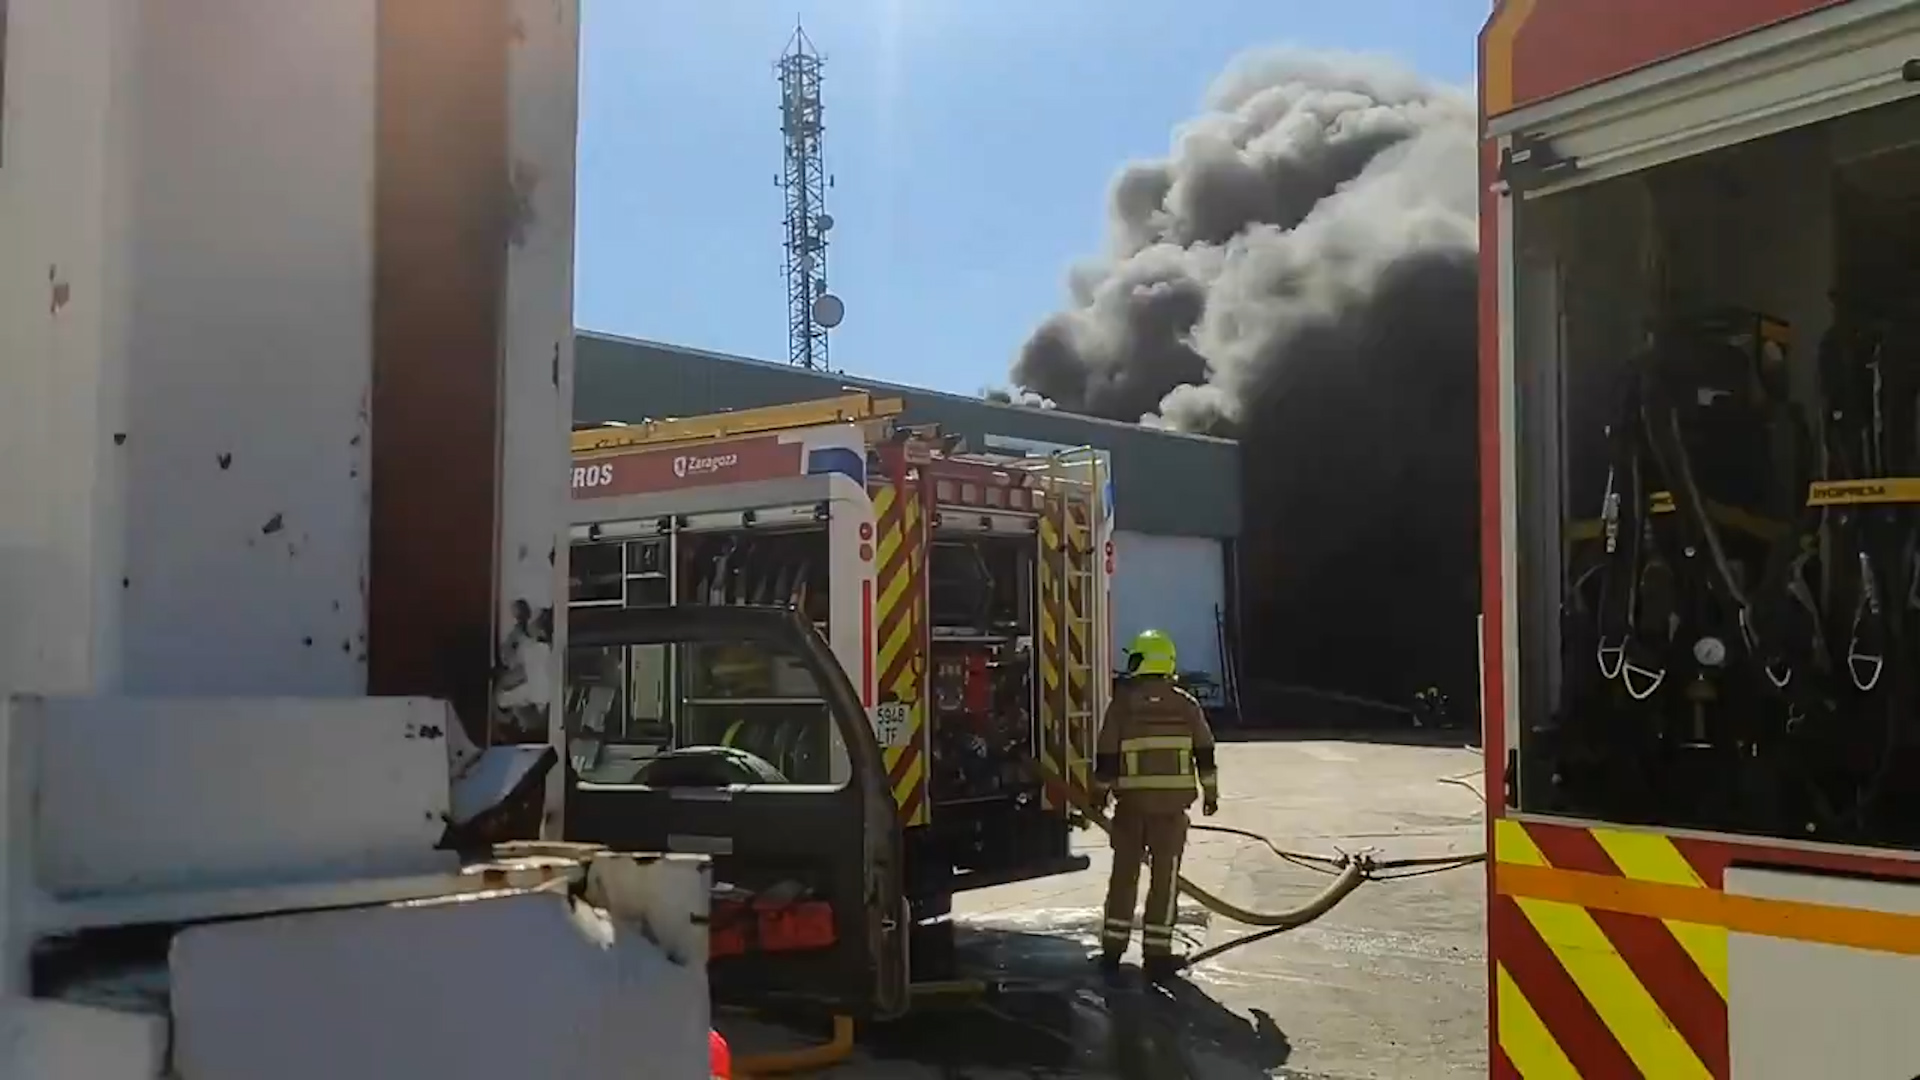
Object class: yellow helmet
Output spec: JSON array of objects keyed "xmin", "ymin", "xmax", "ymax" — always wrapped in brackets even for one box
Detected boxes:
[{"xmin": 1125, "ymin": 629, "xmax": 1178, "ymax": 678}]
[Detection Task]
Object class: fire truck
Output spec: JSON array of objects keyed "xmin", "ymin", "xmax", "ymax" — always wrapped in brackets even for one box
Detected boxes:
[
  {"xmin": 1481, "ymin": 1, "xmax": 1920, "ymax": 1076},
  {"xmin": 564, "ymin": 392, "xmax": 1114, "ymax": 994}
]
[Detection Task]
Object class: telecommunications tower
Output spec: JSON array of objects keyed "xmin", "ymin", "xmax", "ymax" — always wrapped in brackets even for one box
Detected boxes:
[{"xmin": 777, "ymin": 23, "xmax": 842, "ymax": 370}]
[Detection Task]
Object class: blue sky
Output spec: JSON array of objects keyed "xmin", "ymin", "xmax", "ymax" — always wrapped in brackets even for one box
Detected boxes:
[{"xmin": 574, "ymin": 0, "xmax": 1485, "ymax": 397}]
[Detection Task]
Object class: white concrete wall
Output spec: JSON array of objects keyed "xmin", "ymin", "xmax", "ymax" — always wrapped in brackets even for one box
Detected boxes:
[
  {"xmin": 117, "ymin": 0, "xmax": 378, "ymax": 695},
  {"xmin": 0, "ymin": 0, "xmax": 137, "ymax": 696},
  {"xmin": 0, "ymin": 0, "xmax": 379, "ymax": 698},
  {"xmin": 500, "ymin": 0, "xmax": 580, "ymax": 826},
  {"xmin": 1110, "ymin": 531, "xmax": 1226, "ymax": 687},
  {"xmin": 19, "ymin": 696, "xmax": 456, "ymax": 903}
]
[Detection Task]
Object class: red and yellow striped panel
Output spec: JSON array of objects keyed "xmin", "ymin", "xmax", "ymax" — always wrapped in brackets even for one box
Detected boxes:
[
  {"xmin": 1036, "ymin": 506, "xmax": 1066, "ymax": 810},
  {"xmin": 1491, "ymin": 818, "xmax": 1920, "ymax": 1078},
  {"xmin": 871, "ymin": 480, "xmax": 929, "ymax": 828},
  {"xmin": 1492, "ymin": 818, "xmax": 1727, "ymax": 1079}
]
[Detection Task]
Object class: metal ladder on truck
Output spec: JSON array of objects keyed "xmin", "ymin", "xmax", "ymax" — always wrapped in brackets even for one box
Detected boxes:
[{"xmin": 1033, "ymin": 447, "xmax": 1109, "ymax": 808}]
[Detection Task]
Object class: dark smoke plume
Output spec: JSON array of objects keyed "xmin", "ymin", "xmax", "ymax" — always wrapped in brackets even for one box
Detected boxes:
[{"xmin": 1012, "ymin": 49, "xmax": 1481, "ymax": 714}]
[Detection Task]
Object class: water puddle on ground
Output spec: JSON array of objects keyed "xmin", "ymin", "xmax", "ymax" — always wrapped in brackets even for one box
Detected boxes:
[{"xmin": 850, "ymin": 907, "xmax": 1295, "ymax": 1079}]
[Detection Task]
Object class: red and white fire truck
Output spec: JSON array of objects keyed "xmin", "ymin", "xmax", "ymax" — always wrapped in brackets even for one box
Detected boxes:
[
  {"xmin": 1481, "ymin": 1, "xmax": 1920, "ymax": 1076},
  {"xmin": 563, "ymin": 392, "xmax": 1114, "ymax": 996}
]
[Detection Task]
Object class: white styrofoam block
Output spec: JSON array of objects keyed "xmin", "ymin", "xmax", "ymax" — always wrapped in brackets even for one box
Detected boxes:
[
  {"xmin": 584, "ymin": 853, "xmax": 713, "ymax": 968},
  {"xmin": 170, "ymin": 890, "xmax": 710, "ymax": 1080},
  {"xmin": 0, "ymin": 996, "xmax": 169, "ymax": 1080},
  {"xmin": 27, "ymin": 695, "xmax": 458, "ymax": 897}
]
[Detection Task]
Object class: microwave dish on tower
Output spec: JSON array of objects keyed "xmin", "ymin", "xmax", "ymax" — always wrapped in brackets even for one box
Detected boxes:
[{"xmin": 811, "ymin": 292, "xmax": 845, "ymax": 329}]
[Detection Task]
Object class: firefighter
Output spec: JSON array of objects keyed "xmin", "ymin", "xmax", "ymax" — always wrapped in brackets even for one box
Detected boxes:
[{"xmin": 1093, "ymin": 628, "xmax": 1218, "ymax": 981}]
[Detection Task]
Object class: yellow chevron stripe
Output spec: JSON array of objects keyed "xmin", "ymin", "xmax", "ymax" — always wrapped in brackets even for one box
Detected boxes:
[
  {"xmin": 900, "ymin": 494, "xmax": 927, "ymax": 828},
  {"xmin": 1499, "ymin": 821, "xmax": 1709, "ymax": 1080},
  {"xmin": 876, "ymin": 548, "xmax": 910, "ymax": 613},
  {"xmin": 1513, "ymin": 895, "xmax": 1709, "ymax": 1080},
  {"xmin": 1591, "ymin": 828, "xmax": 1728, "ymax": 999},
  {"xmin": 878, "ymin": 611, "xmax": 913, "ymax": 680},
  {"xmin": 1495, "ymin": 818, "xmax": 1547, "ymax": 866},
  {"xmin": 872, "ymin": 483, "xmax": 909, "ymax": 690},
  {"xmin": 1590, "ymin": 828, "xmax": 1702, "ymax": 887},
  {"xmin": 875, "ymin": 524, "xmax": 903, "ymax": 575},
  {"xmin": 872, "ymin": 482, "xmax": 926, "ymax": 822},
  {"xmin": 1496, "ymin": 963, "xmax": 1580, "ymax": 1080},
  {"xmin": 892, "ymin": 750, "xmax": 925, "ymax": 806},
  {"xmin": 876, "ymin": 556, "xmax": 911, "ymax": 626},
  {"xmin": 1499, "ymin": 823, "xmax": 1706, "ymax": 1074}
]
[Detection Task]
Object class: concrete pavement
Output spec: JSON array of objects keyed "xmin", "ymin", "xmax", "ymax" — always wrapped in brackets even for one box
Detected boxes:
[{"xmin": 722, "ymin": 735, "xmax": 1489, "ymax": 1078}]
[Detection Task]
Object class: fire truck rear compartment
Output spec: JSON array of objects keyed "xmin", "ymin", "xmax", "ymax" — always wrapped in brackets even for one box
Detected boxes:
[
  {"xmin": 1511, "ymin": 94, "xmax": 1920, "ymax": 850},
  {"xmin": 929, "ymin": 535, "xmax": 1037, "ymax": 795},
  {"xmin": 919, "ymin": 536, "xmax": 1070, "ymax": 897},
  {"xmin": 567, "ymin": 526, "xmax": 841, "ymax": 785}
]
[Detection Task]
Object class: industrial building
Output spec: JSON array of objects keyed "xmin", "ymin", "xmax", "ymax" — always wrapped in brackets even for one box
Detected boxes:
[{"xmin": 575, "ymin": 331, "xmax": 1244, "ymax": 694}]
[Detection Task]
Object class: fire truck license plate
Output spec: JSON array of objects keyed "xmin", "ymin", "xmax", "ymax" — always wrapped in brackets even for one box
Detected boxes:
[{"xmin": 874, "ymin": 701, "xmax": 910, "ymax": 747}]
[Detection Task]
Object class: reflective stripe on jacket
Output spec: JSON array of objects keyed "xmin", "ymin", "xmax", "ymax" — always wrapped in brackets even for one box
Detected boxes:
[{"xmin": 1117, "ymin": 733, "xmax": 1194, "ymax": 789}]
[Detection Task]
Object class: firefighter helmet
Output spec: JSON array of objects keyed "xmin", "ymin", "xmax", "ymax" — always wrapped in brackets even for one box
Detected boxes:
[{"xmin": 1125, "ymin": 629, "xmax": 1178, "ymax": 678}]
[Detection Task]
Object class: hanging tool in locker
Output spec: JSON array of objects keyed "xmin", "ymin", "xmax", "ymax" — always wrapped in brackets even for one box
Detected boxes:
[
  {"xmin": 1575, "ymin": 309, "xmax": 1838, "ymax": 829},
  {"xmin": 1589, "ymin": 314, "xmax": 1800, "ymax": 701},
  {"xmin": 1818, "ymin": 295, "xmax": 1920, "ymax": 702},
  {"xmin": 686, "ymin": 535, "xmax": 815, "ymax": 612},
  {"xmin": 1567, "ymin": 302, "xmax": 1920, "ymax": 839}
]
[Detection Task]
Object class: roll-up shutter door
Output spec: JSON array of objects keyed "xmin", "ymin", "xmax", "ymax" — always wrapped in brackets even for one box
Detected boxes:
[
  {"xmin": 1493, "ymin": 0, "xmax": 1920, "ymax": 197},
  {"xmin": 1111, "ymin": 531, "xmax": 1226, "ymax": 685}
]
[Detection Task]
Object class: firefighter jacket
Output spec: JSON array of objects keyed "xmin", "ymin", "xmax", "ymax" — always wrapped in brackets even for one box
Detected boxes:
[{"xmin": 1092, "ymin": 676, "xmax": 1218, "ymax": 813}]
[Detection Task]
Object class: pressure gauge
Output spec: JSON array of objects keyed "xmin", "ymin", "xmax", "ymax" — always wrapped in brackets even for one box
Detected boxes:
[{"xmin": 1693, "ymin": 636, "xmax": 1728, "ymax": 668}]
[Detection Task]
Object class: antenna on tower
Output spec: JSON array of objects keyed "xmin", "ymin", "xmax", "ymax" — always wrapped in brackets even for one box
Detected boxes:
[{"xmin": 776, "ymin": 21, "xmax": 841, "ymax": 371}]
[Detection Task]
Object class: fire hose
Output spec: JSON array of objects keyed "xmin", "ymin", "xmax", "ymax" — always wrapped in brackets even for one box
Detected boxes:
[
  {"xmin": 731, "ymin": 1015, "xmax": 854, "ymax": 1078},
  {"xmin": 733, "ymin": 765, "xmax": 1486, "ymax": 1076},
  {"xmin": 1037, "ymin": 764, "xmax": 1486, "ymax": 970}
]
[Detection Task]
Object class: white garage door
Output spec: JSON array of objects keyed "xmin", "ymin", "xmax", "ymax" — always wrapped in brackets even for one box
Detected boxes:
[{"xmin": 1111, "ymin": 531, "xmax": 1226, "ymax": 691}]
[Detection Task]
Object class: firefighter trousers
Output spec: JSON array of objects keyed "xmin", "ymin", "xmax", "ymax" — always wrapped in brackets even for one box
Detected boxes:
[{"xmin": 1100, "ymin": 801, "xmax": 1188, "ymax": 959}]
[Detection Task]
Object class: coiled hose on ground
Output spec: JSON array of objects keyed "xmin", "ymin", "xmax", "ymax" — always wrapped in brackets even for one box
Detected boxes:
[
  {"xmin": 734, "ymin": 764, "xmax": 1488, "ymax": 1076},
  {"xmin": 1047, "ymin": 767, "xmax": 1486, "ymax": 969}
]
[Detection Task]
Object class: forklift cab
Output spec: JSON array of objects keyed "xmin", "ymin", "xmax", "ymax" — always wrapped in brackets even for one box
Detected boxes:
[{"xmin": 563, "ymin": 604, "xmax": 908, "ymax": 1019}]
